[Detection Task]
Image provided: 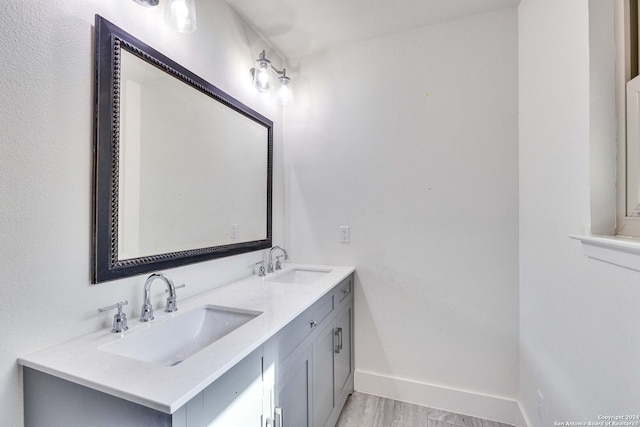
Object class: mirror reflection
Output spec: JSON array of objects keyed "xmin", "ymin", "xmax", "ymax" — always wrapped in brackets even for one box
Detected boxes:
[{"xmin": 118, "ymin": 50, "xmax": 268, "ymax": 259}]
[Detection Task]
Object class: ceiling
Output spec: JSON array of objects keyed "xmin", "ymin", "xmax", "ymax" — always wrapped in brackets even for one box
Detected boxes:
[{"xmin": 226, "ymin": 0, "xmax": 521, "ymax": 59}]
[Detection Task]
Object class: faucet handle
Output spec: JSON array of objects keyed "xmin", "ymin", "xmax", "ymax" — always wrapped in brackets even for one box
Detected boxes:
[
  {"xmin": 255, "ymin": 260, "xmax": 266, "ymax": 277},
  {"xmin": 165, "ymin": 284, "xmax": 186, "ymax": 293},
  {"xmin": 98, "ymin": 301, "xmax": 129, "ymax": 333},
  {"xmin": 275, "ymin": 255, "xmax": 284, "ymax": 271}
]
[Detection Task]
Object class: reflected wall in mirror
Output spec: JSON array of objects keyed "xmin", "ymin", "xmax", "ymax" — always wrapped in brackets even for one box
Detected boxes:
[{"xmin": 93, "ymin": 16, "xmax": 272, "ymax": 283}]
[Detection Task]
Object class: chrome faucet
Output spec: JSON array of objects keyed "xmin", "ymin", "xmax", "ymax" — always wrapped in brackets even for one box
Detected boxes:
[
  {"xmin": 140, "ymin": 273, "xmax": 183, "ymax": 322},
  {"xmin": 267, "ymin": 246, "xmax": 289, "ymax": 273}
]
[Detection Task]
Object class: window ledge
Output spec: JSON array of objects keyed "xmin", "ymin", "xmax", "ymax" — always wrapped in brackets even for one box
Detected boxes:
[{"xmin": 570, "ymin": 234, "xmax": 640, "ymax": 272}]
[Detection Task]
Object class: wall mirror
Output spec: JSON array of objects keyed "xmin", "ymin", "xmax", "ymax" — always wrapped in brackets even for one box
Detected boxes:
[{"xmin": 93, "ymin": 15, "xmax": 273, "ymax": 283}]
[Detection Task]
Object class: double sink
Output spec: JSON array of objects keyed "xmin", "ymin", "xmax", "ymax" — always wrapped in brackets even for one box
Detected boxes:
[{"xmin": 100, "ymin": 268, "xmax": 331, "ymax": 367}]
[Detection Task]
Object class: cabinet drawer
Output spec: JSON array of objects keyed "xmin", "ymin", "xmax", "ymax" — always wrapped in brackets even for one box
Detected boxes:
[
  {"xmin": 335, "ymin": 275, "xmax": 353, "ymax": 305},
  {"xmin": 278, "ymin": 292, "xmax": 334, "ymax": 362}
]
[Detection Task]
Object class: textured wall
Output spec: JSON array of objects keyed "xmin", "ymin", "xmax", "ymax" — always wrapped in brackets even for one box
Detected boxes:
[
  {"xmin": 0, "ymin": 1, "xmax": 284, "ymax": 425},
  {"xmin": 284, "ymin": 8, "xmax": 520, "ymax": 421}
]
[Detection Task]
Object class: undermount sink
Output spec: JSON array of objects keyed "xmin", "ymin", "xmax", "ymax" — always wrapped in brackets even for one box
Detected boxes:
[
  {"xmin": 100, "ymin": 305, "xmax": 261, "ymax": 367},
  {"xmin": 266, "ymin": 268, "xmax": 332, "ymax": 285}
]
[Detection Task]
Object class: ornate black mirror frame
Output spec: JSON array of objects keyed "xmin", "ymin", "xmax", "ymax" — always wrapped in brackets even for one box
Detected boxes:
[{"xmin": 92, "ymin": 15, "xmax": 273, "ymax": 283}]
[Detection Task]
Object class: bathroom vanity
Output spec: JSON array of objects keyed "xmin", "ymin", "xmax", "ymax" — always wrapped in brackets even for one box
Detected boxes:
[{"xmin": 19, "ymin": 265, "xmax": 355, "ymax": 427}]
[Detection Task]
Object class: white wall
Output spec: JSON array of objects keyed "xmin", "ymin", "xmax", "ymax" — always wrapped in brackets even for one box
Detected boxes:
[
  {"xmin": 285, "ymin": 9, "xmax": 520, "ymax": 423},
  {"xmin": 0, "ymin": 1, "xmax": 284, "ymax": 426},
  {"xmin": 519, "ymin": 0, "xmax": 640, "ymax": 425}
]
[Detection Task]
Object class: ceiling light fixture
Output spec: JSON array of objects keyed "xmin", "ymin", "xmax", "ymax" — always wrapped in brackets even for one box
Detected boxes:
[{"xmin": 250, "ymin": 50, "xmax": 293, "ymax": 106}]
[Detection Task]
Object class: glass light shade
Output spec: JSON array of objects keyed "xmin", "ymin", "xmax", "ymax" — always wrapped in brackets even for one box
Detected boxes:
[
  {"xmin": 253, "ymin": 59, "xmax": 271, "ymax": 92},
  {"xmin": 276, "ymin": 76, "xmax": 293, "ymax": 106},
  {"xmin": 133, "ymin": 0, "xmax": 159, "ymax": 6},
  {"xmin": 165, "ymin": 0, "xmax": 197, "ymax": 33}
]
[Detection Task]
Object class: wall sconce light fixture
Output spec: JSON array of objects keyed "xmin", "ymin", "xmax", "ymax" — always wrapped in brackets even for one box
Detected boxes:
[
  {"xmin": 250, "ymin": 50, "xmax": 293, "ymax": 105},
  {"xmin": 132, "ymin": 0, "xmax": 197, "ymax": 33}
]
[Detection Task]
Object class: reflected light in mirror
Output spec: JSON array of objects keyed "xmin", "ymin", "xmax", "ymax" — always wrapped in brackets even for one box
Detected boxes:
[{"xmin": 118, "ymin": 50, "xmax": 268, "ymax": 259}]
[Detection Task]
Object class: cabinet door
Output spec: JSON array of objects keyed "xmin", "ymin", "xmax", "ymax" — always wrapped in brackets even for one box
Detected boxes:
[
  {"xmin": 334, "ymin": 300, "xmax": 353, "ymax": 397},
  {"xmin": 276, "ymin": 346, "xmax": 311, "ymax": 427},
  {"xmin": 183, "ymin": 347, "xmax": 263, "ymax": 427},
  {"xmin": 311, "ymin": 321, "xmax": 335, "ymax": 427}
]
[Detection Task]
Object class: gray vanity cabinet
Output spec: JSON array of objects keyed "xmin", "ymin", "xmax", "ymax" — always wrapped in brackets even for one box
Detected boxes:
[
  {"xmin": 311, "ymin": 320, "xmax": 337, "ymax": 427},
  {"xmin": 176, "ymin": 347, "xmax": 264, "ymax": 427},
  {"xmin": 272, "ymin": 290, "xmax": 334, "ymax": 427},
  {"xmin": 24, "ymin": 367, "xmax": 175, "ymax": 427},
  {"xmin": 334, "ymin": 297, "xmax": 353, "ymax": 406},
  {"xmin": 272, "ymin": 273, "xmax": 355, "ymax": 427},
  {"xmin": 274, "ymin": 341, "xmax": 311, "ymax": 427},
  {"xmin": 328, "ymin": 275, "xmax": 355, "ymax": 427}
]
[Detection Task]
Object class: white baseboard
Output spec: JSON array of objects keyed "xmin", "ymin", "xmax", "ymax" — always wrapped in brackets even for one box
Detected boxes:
[{"xmin": 354, "ymin": 370, "xmax": 528, "ymax": 426}]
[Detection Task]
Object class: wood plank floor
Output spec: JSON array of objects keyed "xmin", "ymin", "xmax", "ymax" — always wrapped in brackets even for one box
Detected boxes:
[{"xmin": 335, "ymin": 392, "xmax": 514, "ymax": 427}]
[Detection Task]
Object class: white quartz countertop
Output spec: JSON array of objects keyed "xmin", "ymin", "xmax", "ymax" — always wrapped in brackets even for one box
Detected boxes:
[{"xmin": 18, "ymin": 264, "xmax": 355, "ymax": 414}]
